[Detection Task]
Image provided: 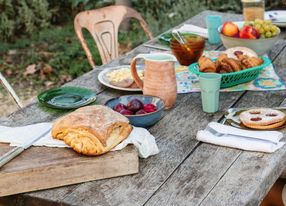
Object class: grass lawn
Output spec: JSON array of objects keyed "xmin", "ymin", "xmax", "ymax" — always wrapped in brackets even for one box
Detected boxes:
[{"xmin": 0, "ymin": 20, "xmax": 148, "ymax": 115}]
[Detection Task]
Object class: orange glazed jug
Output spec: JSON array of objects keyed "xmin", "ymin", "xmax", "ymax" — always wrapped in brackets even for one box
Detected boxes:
[{"xmin": 131, "ymin": 53, "xmax": 177, "ymax": 109}]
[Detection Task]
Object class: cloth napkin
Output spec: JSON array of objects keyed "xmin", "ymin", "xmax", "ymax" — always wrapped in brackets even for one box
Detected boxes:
[
  {"xmin": 0, "ymin": 123, "xmax": 159, "ymax": 158},
  {"xmin": 177, "ymin": 24, "xmax": 208, "ymax": 39},
  {"xmin": 196, "ymin": 122, "xmax": 285, "ymax": 153}
]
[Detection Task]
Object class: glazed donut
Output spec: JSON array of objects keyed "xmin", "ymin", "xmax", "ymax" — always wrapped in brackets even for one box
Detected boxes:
[{"xmin": 239, "ymin": 108, "xmax": 286, "ymax": 129}]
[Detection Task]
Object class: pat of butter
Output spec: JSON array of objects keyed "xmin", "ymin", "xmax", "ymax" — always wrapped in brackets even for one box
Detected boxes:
[{"xmin": 106, "ymin": 68, "xmax": 143, "ymax": 82}]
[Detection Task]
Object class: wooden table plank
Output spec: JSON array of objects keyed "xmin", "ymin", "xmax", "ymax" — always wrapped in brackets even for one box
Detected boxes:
[
  {"xmin": 200, "ymin": 138, "xmax": 286, "ymax": 206},
  {"xmin": 0, "ymin": 10, "xmax": 230, "ymax": 206},
  {"xmin": 0, "ymin": 10, "xmax": 285, "ymax": 206},
  {"xmin": 38, "ymin": 12, "xmax": 244, "ymax": 205},
  {"xmin": 145, "ymin": 91, "xmax": 286, "ymax": 206},
  {"xmin": 199, "ymin": 47, "xmax": 286, "ymax": 205},
  {"xmin": 0, "ymin": 145, "xmax": 138, "ymax": 197},
  {"xmin": 144, "ymin": 42, "xmax": 286, "ymax": 206}
]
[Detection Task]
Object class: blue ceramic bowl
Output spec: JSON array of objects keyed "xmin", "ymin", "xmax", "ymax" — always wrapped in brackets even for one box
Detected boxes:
[{"xmin": 105, "ymin": 95, "xmax": 165, "ymax": 128}]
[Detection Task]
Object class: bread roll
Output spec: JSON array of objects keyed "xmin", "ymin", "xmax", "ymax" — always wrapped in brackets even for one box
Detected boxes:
[{"xmin": 52, "ymin": 105, "xmax": 132, "ymax": 155}]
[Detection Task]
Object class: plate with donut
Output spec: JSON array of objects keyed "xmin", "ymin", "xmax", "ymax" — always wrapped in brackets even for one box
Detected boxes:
[{"xmin": 223, "ymin": 107, "xmax": 286, "ymax": 130}]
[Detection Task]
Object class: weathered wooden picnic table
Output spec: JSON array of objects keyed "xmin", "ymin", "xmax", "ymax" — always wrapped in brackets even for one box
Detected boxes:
[{"xmin": 1, "ymin": 10, "xmax": 286, "ymax": 206}]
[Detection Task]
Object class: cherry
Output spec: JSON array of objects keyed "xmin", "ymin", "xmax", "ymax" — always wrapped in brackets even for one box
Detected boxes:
[
  {"xmin": 119, "ymin": 109, "xmax": 133, "ymax": 115},
  {"xmin": 127, "ymin": 99, "xmax": 144, "ymax": 112},
  {"xmin": 143, "ymin": 104, "xmax": 157, "ymax": 113},
  {"xmin": 136, "ymin": 109, "xmax": 147, "ymax": 115},
  {"xmin": 114, "ymin": 103, "xmax": 127, "ymax": 113}
]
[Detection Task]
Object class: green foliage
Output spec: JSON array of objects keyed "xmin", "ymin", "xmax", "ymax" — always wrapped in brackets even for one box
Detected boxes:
[
  {"xmin": 202, "ymin": 0, "xmax": 284, "ymax": 13},
  {"xmin": 1, "ymin": 0, "xmax": 285, "ymax": 95},
  {"xmin": 69, "ymin": 0, "xmax": 114, "ymax": 9},
  {"xmin": 0, "ymin": 23, "xmax": 101, "ymax": 92},
  {"xmin": 133, "ymin": 0, "xmax": 205, "ymax": 36},
  {"xmin": 205, "ymin": 0, "xmax": 241, "ymax": 12},
  {"xmin": 0, "ymin": 0, "xmax": 15, "ymax": 40},
  {"xmin": 2, "ymin": 0, "xmax": 284, "ymax": 41},
  {"xmin": 0, "ymin": 0, "xmax": 51, "ymax": 41}
]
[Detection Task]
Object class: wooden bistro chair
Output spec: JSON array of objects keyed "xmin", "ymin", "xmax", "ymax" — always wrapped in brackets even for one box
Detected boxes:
[
  {"xmin": 0, "ymin": 72, "xmax": 23, "ymax": 109},
  {"xmin": 74, "ymin": 5, "xmax": 153, "ymax": 68}
]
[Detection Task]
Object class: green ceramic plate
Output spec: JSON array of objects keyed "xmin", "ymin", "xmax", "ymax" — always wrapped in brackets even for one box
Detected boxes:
[
  {"xmin": 38, "ymin": 86, "xmax": 97, "ymax": 109},
  {"xmin": 159, "ymin": 33, "xmax": 173, "ymax": 46}
]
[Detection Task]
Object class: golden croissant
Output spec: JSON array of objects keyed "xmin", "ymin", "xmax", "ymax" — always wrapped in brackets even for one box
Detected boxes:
[{"xmin": 198, "ymin": 50, "xmax": 263, "ymax": 74}]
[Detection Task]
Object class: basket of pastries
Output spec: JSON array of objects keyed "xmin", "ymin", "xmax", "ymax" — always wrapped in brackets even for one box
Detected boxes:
[{"xmin": 189, "ymin": 47, "xmax": 271, "ymax": 88}]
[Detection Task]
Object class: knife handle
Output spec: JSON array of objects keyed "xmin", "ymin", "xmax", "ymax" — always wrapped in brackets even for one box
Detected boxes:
[{"xmin": 0, "ymin": 147, "xmax": 25, "ymax": 168}]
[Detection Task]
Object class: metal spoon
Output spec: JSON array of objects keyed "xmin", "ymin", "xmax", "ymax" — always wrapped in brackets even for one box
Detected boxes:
[
  {"xmin": 172, "ymin": 30, "xmax": 187, "ymax": 44},
  {"xmin": 171, "ymin": 30, "xmax": 192, "ymax": 53}
]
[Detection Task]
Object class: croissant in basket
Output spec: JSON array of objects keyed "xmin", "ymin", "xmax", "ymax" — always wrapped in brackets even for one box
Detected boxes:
[
  {"xmin": 52, "ymin": 105, "xmax": 132, "ymax": 156},
  {"xmin": 198, "ymin": 50, "xmax": 263, "ymax": 74},
  {"xmin": 198, "ymin": 56, "xmax": 217, "ymax": 73}
]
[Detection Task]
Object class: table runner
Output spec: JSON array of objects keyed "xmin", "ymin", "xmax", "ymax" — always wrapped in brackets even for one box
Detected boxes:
[{"xmin": 176, "ymin": 51, "xmax": 286, "ymax": 93}]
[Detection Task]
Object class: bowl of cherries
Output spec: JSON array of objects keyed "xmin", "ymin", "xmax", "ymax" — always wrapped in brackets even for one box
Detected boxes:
[{"xmin": 105, "ymin": 95, "xmax": 165, "ymax": 127}]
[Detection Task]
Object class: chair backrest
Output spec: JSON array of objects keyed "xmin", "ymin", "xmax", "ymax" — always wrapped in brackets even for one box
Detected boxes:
[
  {"xmin": 74, "ymin": 5, "xmax": 153, "ymax": 68},
  {"xmin": 0, "ymin": 72, "xmax": 23, "ymax": 109}
]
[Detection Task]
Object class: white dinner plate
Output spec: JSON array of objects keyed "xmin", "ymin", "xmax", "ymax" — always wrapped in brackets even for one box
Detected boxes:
[
  {"xmin": 265, "ymin": 10, "xmax": 286, "ymax": 28},
  {"xmin": 98, "ymin": 65, "xmax": 143, "ymax": 92}
]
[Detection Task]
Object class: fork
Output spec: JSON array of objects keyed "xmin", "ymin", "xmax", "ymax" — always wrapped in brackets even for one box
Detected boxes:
[{"xmin": 205, "ymin": 126, "xmax": 278, "ymax": 145}]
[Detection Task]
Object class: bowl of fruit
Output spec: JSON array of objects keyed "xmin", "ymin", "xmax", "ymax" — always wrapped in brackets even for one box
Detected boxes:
[
  {"xmin": 218, "ymin": 19, "xmax": 280, "ymax": 55},
  {"xmin": 105, "ymin": 95, "xmax": 165, "ymax": 127}
]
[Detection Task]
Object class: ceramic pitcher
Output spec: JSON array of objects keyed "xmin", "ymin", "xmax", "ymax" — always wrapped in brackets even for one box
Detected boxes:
[{"xmin": 131, "ymin": 53, "xmax": 177, "ymax": 109}]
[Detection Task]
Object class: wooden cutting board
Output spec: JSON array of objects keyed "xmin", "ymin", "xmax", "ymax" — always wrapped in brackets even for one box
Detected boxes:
[{"xmin": 0, "ymin": 143, "xmax": 138, "ymax": 196}]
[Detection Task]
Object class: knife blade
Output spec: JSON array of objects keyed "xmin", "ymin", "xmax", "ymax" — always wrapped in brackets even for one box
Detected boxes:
[
  {"xmin": 143, "ymin": 44, "xmax": 171, "ymax": 51},
  {"xmin": 0, "ymin": 128, "xmax": 51, "ymax": 168}
]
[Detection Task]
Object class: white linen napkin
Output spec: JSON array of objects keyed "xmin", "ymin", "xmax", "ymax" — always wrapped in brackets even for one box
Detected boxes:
[
  {"xmin": 0, "ymin": 123, "xmax": 159, "ymax": 158},
  {"xmin": 196, "ymin": 122, "xmax": 285, "ymax": 153},
  {"xmin": 177, "ymin": 24, "xmax": 208, "ymax": 39}
]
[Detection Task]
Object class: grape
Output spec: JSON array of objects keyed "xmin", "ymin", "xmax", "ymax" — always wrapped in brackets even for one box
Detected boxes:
[
  {"xmin": 265, "ymin": 20, "xmax": 272, "ymax": 24},
  {"xmin": 265, "ymin": 31, "xmax": 272, "ymax": 38},
  {"xmin": 254, "ymin": 24, "xmax": 261, "ymax": 30},
  {"xmin": 270, "ymin": 25, "xmax": 277, "ymax": 32},
  {"xmin": 263, "ymin": 25, "xmax": 270, "ymax": 32},
  {"xmin": 272, "ymin": 30, "xmax": 278, "ymax": 36},
  {"xmin": 247, "ymin": 19, "xmax": 280, "ymax": 38},
  {"xmin": 254, "ymin": 19, "xmax": 263, "ymax": 24},
  {"xmin": 259, "ymin": 28, "xmax": 264, "ymax": 34}
]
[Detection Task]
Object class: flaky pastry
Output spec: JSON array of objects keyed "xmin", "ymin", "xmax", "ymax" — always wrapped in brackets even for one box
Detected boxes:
[
  {"xmin": 198, "ymin": 56, "xmax": 216, "ymax": 72},
  {"xmin": 198, "ymin": 49, "xmax": 263, "ymax": 74},
  {"xmin": 52, "ymin": 105, "xmax": 132, "ymax": 156}
]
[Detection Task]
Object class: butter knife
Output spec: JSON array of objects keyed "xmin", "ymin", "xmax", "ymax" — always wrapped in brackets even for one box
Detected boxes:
[
  {"xmin": 143, "ymin": 44, "xmax": 171, "ymax": 51},
  {"xmin": 0, "ymin": 128, "xmax": 51, "ymax": 168}
]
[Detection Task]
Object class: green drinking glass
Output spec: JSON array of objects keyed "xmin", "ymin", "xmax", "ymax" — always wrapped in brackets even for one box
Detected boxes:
[{"xmin": 199, "ymin": 73, "xmax": 222, "ymax": 113}]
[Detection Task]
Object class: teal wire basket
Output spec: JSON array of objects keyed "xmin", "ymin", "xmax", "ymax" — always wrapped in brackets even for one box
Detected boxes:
[{"xmin": 188, "ymin": 56, "xmax": 271, "ymax": 88}]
